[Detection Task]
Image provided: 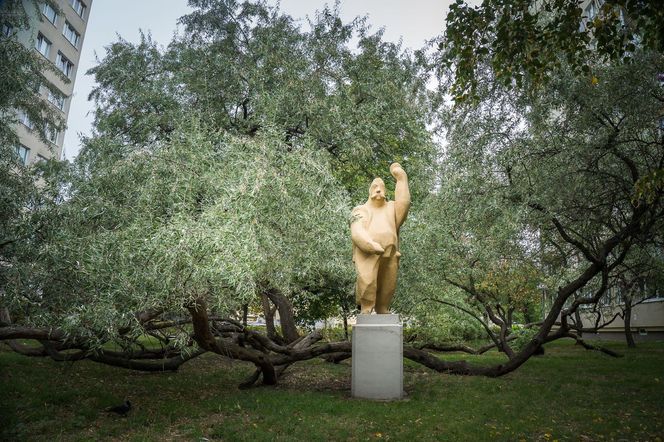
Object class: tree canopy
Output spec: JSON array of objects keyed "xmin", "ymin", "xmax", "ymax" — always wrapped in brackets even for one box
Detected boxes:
[
  {"xmin": 86, "ymin": 0, "xmax": 435, "ymax": 201},
  {"xmin": 1, "ymin": 0, "xmax": 439, "ymax": 384},
  {"xmin": 441, "ymin": 0, "xmax": 664, "ymax": 101}
]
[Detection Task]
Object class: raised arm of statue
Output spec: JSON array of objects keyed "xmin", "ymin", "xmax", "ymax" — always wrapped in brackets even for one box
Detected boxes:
[
  {"xmin": 350, "ymin": 207, "xmax": 385, "ymax": 255},
  {"xmin": 390, "ymin": 163, "xmax": 410, "ymax": 229}
]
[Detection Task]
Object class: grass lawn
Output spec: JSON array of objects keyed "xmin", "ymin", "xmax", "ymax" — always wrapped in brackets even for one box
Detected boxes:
[{"xmin": 1, "ymin": 339, "xmax": 663, "ymax": 441}]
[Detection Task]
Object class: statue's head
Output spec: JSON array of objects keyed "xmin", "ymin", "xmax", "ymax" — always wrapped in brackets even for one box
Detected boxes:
[{"xmin": 369, "ymin": 178, "xmax": 386, "ymax": 201}]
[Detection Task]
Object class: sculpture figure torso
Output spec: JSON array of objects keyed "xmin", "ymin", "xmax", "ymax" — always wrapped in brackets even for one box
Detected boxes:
[
  {"xmin": 350, "ymin": 164, "xmax": 410, "ymax": 314},
  {"xmin": 352, "ymin": 203, "xmax": 398, "ymax": 259}
]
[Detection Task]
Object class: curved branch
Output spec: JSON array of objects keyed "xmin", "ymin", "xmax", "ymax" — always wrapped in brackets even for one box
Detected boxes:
[
  {"xmin": 89, "ymin": 349, "xmax": 207, "ymax": 371},
  {"xmin": 0, "ymin": 326, "xmax": 69, "ymax": 342},
  {"xmin": 529, "ymin": 202, "xmax": 600, "ymax": 264},
  {"xmin": 419, "ymin": 336, "xmax": 517, "ymax": 355},
  {"xmin": 187, "ymin": 297, "xmax": 277, "ymax": 384},
  {"xmin": 562, "ymin": 332, "xmax": 623, "ymax": 358}
]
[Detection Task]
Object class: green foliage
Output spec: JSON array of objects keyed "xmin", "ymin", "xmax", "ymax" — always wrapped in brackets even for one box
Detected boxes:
[
  {"xmin": 441, "ymin": 0, "xmax": 664, "ymax": 102},
  {"xmin": 5, "ymin": 120, "xmax": 353, "ymax": 346},
  {"xmin": 86, "ymin": 0, "xmax": 435, "ymax": 201},
  {"xmin": 0, "ymin": 0, "xmax": 443, "ymax": 349},
  {"xmin": 635, "ymin": 168, "xmax": 664, "ymax": 204},
  {"xmin": 319, "ymin": 325, "xmax": 348, "ymax": 342},
  {"xmin": 399, "ymin": 49, "xmax": 664, "ymax": 352},
  {"xmin": 5, "ymin": 0, "xmax": 662, "ymax": 371},
  {"xmin": 0, "ymin": 0, "xmax": 66, "ymax": 300},
  {"xmin": 6, "ymin": 0, "xmax": 438, "ymax": 339},
  {"xmin": 0, "ymin": 0, "xmax": 66, "ymax": 146},
  {"xmin": 289, "ymin": 286, "xmax": 354, "ymax": 327},
  {"xmin": 405, "ymin": 312, "xmax": 485, "ymax": 344}
]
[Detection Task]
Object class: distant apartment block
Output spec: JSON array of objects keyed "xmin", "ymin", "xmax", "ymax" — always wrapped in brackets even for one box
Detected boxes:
[{"xmin": 12, "ymin": 0, "xmax": 92, "ymax": 164}]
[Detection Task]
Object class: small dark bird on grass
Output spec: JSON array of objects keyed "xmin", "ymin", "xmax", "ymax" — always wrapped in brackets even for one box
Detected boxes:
[{"xmin": 106, "ymin": 400, "xmax": 132, "ymax": 417}]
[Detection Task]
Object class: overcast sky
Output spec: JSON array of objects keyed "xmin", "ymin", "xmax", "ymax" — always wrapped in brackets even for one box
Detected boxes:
[{"xmin": 62, "ymin": 0, "xmax": 456, "ymax": 160}]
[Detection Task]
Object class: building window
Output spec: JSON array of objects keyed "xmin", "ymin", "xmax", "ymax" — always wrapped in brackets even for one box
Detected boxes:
[
  {"xmin": 35, "ymin": 33, "xmax": 51, "ymax": 58},
  {"xmin": 47, "ymin": 88, "xmax": 66, "ymax": 110},
  {"xmin": 615, "ymin": 287, "xmax": 624, "ymax": 305},
  {"xmin": 2, "ymin": 23, "xmax": 13, "ymax": 37},
  {"xmin": 69, "ymin": 0, "xmax": 86, "ymax": 19},
  {"xmin": 62, "ymin": 21, "xmax": 80, "ymax": 48},
  {"xmin": 17, "ymin": 110, "xmax": 34, "ymax": 130},
  {"xmin": 585, "ymin": 1, "xmax": 598, "ymax": 21},
  {"xmin": 46, "ymin": 125, "xmax": 58, "ymax": 144},
  {"xmin": 579, "ymin": 0, "xmax": 601, "ymax": 32},
  {"xmin": 41, "ymin": 2, "xmax": 58, "ymax": 25},
  {"xmin": 56, "ymin": 51, "xmax": 74, "ymax": 77},
  {"xmin": 16, "ymin": 145, "xmax": 30, "ymax": 165},
  {"xmin": 36, "ymin": 154, "xmax": 48, "ymax": 163},
  {"xmin": 30, "ymin": 79, "xmax": 42, "ymax": 93}
]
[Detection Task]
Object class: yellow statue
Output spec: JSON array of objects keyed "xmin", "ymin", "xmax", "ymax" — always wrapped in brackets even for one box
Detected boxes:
[{"xmin": 350, "ymin": 163, "xmax": 410, "ymax": 314}]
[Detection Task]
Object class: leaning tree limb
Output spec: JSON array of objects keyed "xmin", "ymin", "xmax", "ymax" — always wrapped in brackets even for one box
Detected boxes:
[
  {"xmin": 418, "ymin": 336, "xmax": 517, "ymax": 355},
  {"xmin": 239, "ymin": 330, "xmax": 324, "ymax": 388},
  {"xmin": 89, "ymin": 348, "xmax": 207, "ymax": 371},
  {"xmin": 563, "ymin": 333, "xmax": 623, "ymax": 358},
  {"xmin": 187, "ymin": 297, "xmax": 278, "ymax": 384}
]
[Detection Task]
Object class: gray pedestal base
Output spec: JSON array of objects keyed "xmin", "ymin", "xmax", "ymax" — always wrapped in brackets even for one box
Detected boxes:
[{"xmin": 351, "ymin": 314, "xmax": 403, "ymax": 400}]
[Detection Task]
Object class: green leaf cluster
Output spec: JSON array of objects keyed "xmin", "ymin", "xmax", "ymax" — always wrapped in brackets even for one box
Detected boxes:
[
  {"xmin": 85, "ymin": 0, "xmax": 435, "ymax": 202},
  {"xmin": 5, "ymin": 121, "xmax": 354, "ymax": 345},
  {"xmin": 441, "ymin": 0, "xmax": 664, "ymax": 102}
]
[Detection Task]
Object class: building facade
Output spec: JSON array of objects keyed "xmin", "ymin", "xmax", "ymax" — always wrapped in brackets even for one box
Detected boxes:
[
  {"xmin": 577, "ymin": 288, "xmax": 664, "ymax": 342},
  {"xmin": 13, "ymin": 0, "xmax": 92, "ymax": 164}
]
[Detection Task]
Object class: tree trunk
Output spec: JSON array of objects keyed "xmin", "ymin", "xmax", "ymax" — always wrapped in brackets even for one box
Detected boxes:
[
  {"xmin": 574, "ymin": 309, "xmax": 583, "ymax": 337},
  {"xmin": 273, "ymin": 330, "xmax": 324, "ymax": 380},
  {"xmin": 342, "ymin": 313, "xmax": 349, "ymax": 341},
  {"xmin": 498, "ymin": 322, "xmax": 515, "ymax": 358},
  {"xmin": 187, "ymin": 298, "xmax": 276, "ymax": 385},
  {"xmin": 264, "ymin": 288, "xmax": 300, "ymax": 343},
  {"xmin": 242, "ymin": 304, "xmax": 248, "ymax": 327},
  {"xmin": 0, "ymin": 307, "xmax": 10, "ymax": 325},
  {"xmin": 624, "ymin": 295, "xmax": 636, "ymax": 348},
  {"xmin": 261, "ymin": 293, "xmax": 278, "ymax": 341}
]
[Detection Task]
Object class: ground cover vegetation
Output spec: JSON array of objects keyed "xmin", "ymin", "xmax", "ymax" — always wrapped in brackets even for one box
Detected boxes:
[
  {"xmin": 1, "ymin": 0, "xmax": 663, "ymax": 394},
  {"xmin": 1, "ymin": 340, "xmax": 663, "ymax": 440}
]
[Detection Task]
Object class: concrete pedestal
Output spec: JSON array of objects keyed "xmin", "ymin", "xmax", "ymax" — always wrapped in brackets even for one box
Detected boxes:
[{"xmin": 351, "ymin": 314, "xmax": 403, "ymax": 400}]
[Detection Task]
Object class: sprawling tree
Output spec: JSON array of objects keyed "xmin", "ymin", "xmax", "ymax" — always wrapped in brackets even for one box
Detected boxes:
[
  {"xmin": 441, "ymin": 0, "xmax": 664, "ymax": 199},
  {"xmin": 80, "ymin": 0, "xmax": 438, "ymax": 338},
  {"xmin": 0, "ymin": 1, "xmax": 438, "ymax": 385},
  {"xmin": 404, "ymin": 50, "xmax": 663, "ymax": 373},
  {"xmin": 2, "ymin": 120, "xmax": 355, "ymax": 382}
]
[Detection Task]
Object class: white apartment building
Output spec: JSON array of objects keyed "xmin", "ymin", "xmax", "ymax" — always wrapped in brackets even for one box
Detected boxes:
[{"xmin": 11, "ymin": 0, "xmax": 93, "ymax": 164}]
